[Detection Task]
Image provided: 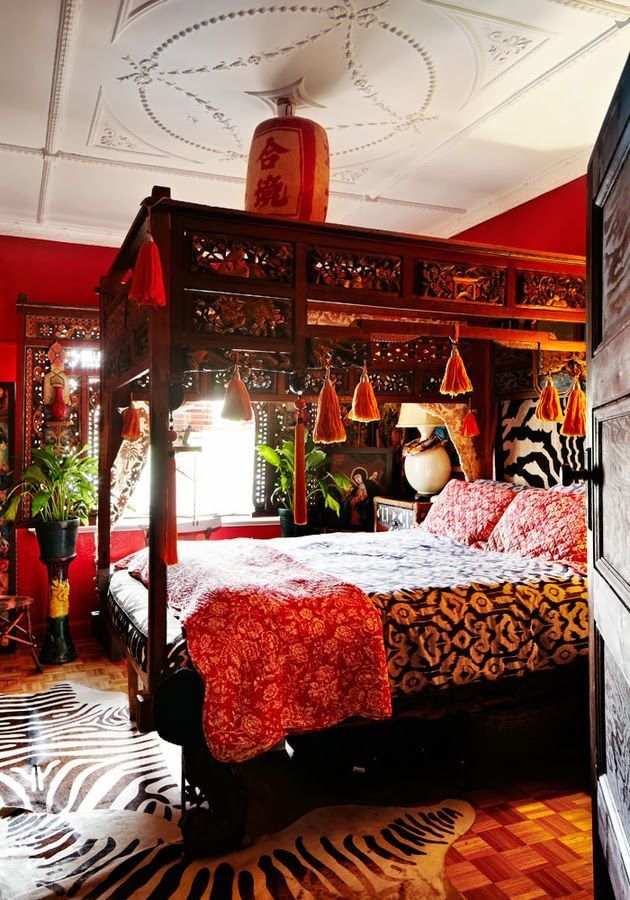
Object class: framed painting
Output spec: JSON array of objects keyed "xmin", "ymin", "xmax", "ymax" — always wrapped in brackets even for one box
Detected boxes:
[{"xmin": 327, "ymin": 447, "xmax": 393, "ymax": 531}]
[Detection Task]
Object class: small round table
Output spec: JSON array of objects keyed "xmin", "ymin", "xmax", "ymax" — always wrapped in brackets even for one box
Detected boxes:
[{"xmin": 0, "ymin": 595, "xmax": 43, "ymax": 673}]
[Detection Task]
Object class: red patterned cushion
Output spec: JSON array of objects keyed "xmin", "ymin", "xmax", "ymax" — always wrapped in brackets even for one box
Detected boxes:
[
  {"xmin": 486, "ymin": 490, "xmax": 587, "ymax": 566},
  {"xmin": 420, "ymin": 479, "xmax": 517, "ymax": 545}
]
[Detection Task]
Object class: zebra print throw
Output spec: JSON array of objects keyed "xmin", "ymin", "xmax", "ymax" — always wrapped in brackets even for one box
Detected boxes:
[
  {"xmin": 0, "ymin": 683, "xmax": 474, "ymax": 898},
  {"xmin": 499, "ymin": 399, "xmax": 585, "ymax": 488}
]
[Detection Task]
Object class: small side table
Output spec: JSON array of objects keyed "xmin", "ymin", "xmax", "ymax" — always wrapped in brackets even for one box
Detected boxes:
[
  {"xmin": 0, "ymin": 595, "xmax": 43, "ymax": 673},
  {"xmin": 373, "ymin": 496, "xmax": 433, "ymax": 532}
]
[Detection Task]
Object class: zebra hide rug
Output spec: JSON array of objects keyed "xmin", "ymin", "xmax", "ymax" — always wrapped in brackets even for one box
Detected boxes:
[{"xmin": 0, "ymin": 683, "xmax": 474, "ymax": 899}]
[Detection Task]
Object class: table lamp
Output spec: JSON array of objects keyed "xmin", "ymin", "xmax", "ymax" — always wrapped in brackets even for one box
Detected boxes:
[{"xmin": 397, "ymin": 403, "xmax": 452, "ymax": 497}]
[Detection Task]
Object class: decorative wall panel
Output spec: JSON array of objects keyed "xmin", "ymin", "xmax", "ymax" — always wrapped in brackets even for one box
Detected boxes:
[
  {"xmin": 25, "ymin": 313, "xmax": 100, "ymax": 342},
  {"xmin": 516, "ymin": 271, "xmax": 586, "ymax": 309},
  {"xmin": 309, "ymin": 248, "xmax": 402, "ymax": 293},
  {"xmin": 190, "ymin": 233, "xmax": 294, "ymax": 284},
  {"xmin": 417, "ymin": 261, "xmax": 506, "ymax": 304},
  {"xmin": 19, "ymin": 307, "xmax": 101, "ymax": 518}
]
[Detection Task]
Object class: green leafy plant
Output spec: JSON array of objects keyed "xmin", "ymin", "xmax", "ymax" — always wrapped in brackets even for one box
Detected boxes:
[
  {"xmin": 256, "ymin": 432, "xmax": 352, "ymax": 517},
  {"xmin": 4, "ymin": 444, "xmax": 98, "ymax": 525}
]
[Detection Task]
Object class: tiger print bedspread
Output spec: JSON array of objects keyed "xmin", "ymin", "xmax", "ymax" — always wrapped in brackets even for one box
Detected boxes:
[{"xmin": 108, "ymin": 530, "xmax": 588, "ymax": 698}]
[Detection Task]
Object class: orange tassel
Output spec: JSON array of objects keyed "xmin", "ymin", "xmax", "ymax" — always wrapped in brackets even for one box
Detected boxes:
[
  {"xmin": 221, "ymin": 366, "xmax": 253, "ymax": 422},
  {"xmin": 293, "ymin": 404, "xmax": 307, "ymax": 526},
  {"xmin": 129, "ymin": 234, "xmax": 167, "ymax": 307},
  {"xmin": 313, "ymin": 367, "xmax": 346, "ymax": 444},
  {"xmin": 120, "ymin": 404, "xmax": 141, "ymax": 441},
  {"xmin": 561, "ymin": 379, "xmax": 586, "ymax": 436},
  {"xmin": 461, "ymin": 410, "xmax": 480, "ymax": 437},
  {"xmin": 536, "ymin": 375, "xmax": 563, "ymax": 422},
  {"xmin": 164, "ymin": 449, "xmax": 178, "ymax": 565},
  {"xmin": 349, "ymin": 362, "xmax": 380, "ymax": 423},
  {"xmin": 440, "ymin": 344, "xmax": 473, "ymax": 396}
]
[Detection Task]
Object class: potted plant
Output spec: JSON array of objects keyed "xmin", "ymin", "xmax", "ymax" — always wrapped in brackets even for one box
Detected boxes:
[
  {"xmin": 5, "ymin": 444, "xmax": 97, "ymax": 554},
  {"xmin": 5, "ymin": 444, "xmax": 98, "ymax": 664},
  {"xmin": 257, "ymin": 433, "xmax": 351, "ymax": 537}
]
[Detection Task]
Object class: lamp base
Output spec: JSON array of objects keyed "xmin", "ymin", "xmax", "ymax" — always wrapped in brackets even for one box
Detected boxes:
[{"xmin": 404, "ymin": 444, "xmax": 451, "ymax": 497}]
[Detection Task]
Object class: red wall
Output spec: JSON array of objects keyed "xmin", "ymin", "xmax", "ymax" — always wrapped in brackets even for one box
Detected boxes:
[
  {"xmin": 453, "ymin": 176, "xmax": 586, "ymax": 257},
  {"xmin": 0, "ymin": 235, "xmax": 117, "ymax": 381}
]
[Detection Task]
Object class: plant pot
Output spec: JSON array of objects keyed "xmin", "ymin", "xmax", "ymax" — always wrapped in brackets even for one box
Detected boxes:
[
  {"xmin": 35, "ymin": 519, "xmax": 80, "ymax": 561},
  {"xmin": 279, "ymin": 508, "xmax": 311, "ymax": 538}
]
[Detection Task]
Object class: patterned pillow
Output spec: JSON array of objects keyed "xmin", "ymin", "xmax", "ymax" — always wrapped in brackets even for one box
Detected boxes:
[
  {"xmin": 419, "ymin": 479, "xmax": 518, "ymax": 545},
  {"xmin": 486, "ymin": 489, "xmax": 587, "ymax": 566}
]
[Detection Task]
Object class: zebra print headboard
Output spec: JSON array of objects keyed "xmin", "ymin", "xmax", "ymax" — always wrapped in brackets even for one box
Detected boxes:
[{"xmin": 498, "ymin": 398, "xmax": 585, "ymax": 488}]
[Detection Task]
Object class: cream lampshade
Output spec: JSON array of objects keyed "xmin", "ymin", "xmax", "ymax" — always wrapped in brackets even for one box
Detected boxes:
[{"xmin": 397, "ymin": 404, "xmax": 452, "ymax": 497}]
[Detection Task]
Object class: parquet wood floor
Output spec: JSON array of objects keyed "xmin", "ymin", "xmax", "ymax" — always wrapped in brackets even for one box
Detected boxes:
[{"xmin": 0, "ymin": 638, "xmax": 593, "ymax": 898}]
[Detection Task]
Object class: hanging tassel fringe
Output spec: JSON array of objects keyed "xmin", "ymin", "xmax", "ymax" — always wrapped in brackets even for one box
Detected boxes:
[
  {"xmin": 129, "ymin": 234, "xmax": 167, "ymax": 308},
  {"xmin": 349, "ymin": 362, "xmax": 380, "ymax": 423},
  {"xmin": 293, "ymin": 401, "xmax": 307, "ymax": 526},
  {"xmin": 221, "ymin": 366, "xmax": 253, "ymax": 422},
  {"xmin": 536, "ymin": 375, "xmax": 563, "ymax": 422},
  {"xmin": 461, "ymin": 410, "xmax": 480, "ymax": 438},
  {"xmin": 120, "ymin": 404, "xmax": 141, "ymax": 441},
  {"xmin": 164, "ymin": 449, "xmax": 178, "ymax": 565},
  {"xmin": 440, "ymin": 344, "xmax": 473, "ymax": 396},
  {"xmin": 561, "ymin": 379, "xmax": 586, "ymax": 436},
  {"xmin": 313, "ymin": 366, "xmax": 346, "ymax": 444}
]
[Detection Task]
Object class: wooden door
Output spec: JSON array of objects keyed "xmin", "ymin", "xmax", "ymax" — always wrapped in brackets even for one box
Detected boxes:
[{"xmin": 588, "ymin": 56, "xmax": 630, "ymax": 900}]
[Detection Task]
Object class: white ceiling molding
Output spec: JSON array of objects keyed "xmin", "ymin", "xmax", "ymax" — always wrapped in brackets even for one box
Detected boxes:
[
  {"xmin": 546, "ymin": 0, "xmax": 630, "ymax": 16},
  {"xmin": 38, "ymin": 0, "xmax": 82, "ymax": 223},
  {"xmin": 369, "ymin": 15, "xmax": 628, "ymax": 199},
  {"xmin": 0, "ymin": 0, "xmax": 628, "ymax": 244}
]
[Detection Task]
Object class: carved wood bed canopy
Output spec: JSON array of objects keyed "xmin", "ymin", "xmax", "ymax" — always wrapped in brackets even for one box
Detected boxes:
[{"xmin": 97, "ymin": 185, "xmax": 586, "ymax": 711}]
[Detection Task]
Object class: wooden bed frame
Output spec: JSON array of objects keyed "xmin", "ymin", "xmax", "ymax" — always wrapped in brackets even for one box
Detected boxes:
[{"xmin": 98, "ymin": 186, "xmax": 586, "ymax": 851}]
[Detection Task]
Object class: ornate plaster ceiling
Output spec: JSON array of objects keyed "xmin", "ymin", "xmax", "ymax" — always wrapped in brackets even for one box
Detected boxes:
[{"xmin": 0, "ymin": 0, "xmax": 628, "ymax": 246}]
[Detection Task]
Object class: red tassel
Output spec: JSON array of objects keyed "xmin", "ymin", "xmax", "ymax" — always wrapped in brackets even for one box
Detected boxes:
[
  {"xmin": 461, "ymin": 410, "xmax": 480, "ymax": 437},
  {"xmin": 164, "ymin": 448, "xmax": 178, "ymax": 565},
  {"xmin": 120, "ymin": 404, "xmax": 141, "ymax": 441},
  {"xmin": 536, "ymin": 375, "xmax": 563, "ymax": 422},
  {"xmin": 440, "ymin": 344, "xmax": 473, "ymax": 396},
  {"xmin": 293, "ymin": 402, "xmax": 307, "ymax": 526},
  {"xmin": 313, "ymin": 367, "xmax": 346, "ymax": 444},
  {"xmin": 129, "ymin": 234, "xmax": 167, "ymax": 307},
  {"xmin": 561, "ymin": 379, "xmax": 586, "ymax": 436},
  {"xmin": 349, "ymin": 362, "xmax": 380, "ymax": 423},
  {"xmin": 221, "ymin": 366, "xmax": 253, "ymax": 422}
]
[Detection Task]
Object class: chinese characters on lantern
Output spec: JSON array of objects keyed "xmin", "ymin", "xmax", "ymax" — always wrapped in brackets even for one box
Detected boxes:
[{"xmin": 254, "ymin": 137, "xmax": 290, "ymax": 210}]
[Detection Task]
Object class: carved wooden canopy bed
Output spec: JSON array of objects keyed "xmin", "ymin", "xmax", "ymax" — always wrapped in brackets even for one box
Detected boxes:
[{"xmin": 98, "ymin": 186, "xmax": 588, "ymax": 853}]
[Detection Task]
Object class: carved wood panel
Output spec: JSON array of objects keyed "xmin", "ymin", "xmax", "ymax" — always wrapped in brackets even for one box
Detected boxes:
[
  {"xmin": 416, "ymin": 260, "xmax": 506, "ymax": 305},
  {"xmin": 604, "ymin": 648, "xmax": 630, "ymax": 848},
  {"xmin": 309, "ymin": 247, "xmax": 402, "ymax": 293},
  {"xmin": 189, "ymin": 293, "xmax": 293, "ymax": 340},
  {"xmin": 602, "ymin": 168, "xmax": 629, "ymax": 345},
  {"xmin": 516, "ymin": 271, "xmax": 586, "ymax": 309},
  {"xmin": 600, "ymin": 413, "xmax": 630, "ymax": 585},
  {"xmin": 190, "ymin": 232, "xmax": 294, "ymax": 284}
]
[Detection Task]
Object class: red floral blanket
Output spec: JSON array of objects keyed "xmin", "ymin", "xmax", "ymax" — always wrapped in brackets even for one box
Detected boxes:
[{"xmin": 128, "ymin": 541, "xmax": 392, "ymax": 762}]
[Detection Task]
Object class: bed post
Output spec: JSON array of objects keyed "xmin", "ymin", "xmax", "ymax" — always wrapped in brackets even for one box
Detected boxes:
[
  {"xmin": 141, "ymin": 186, "xmax": 172, "ymax": 731},
  {"xmin": 96, "ymin": 279, "xmax": 120, "ymax": 658}
]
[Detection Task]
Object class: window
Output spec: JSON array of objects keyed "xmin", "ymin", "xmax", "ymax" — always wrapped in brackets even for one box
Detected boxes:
[{"xmin": 122, "ymin": 400, "xmax": 256, "ymax": 521}]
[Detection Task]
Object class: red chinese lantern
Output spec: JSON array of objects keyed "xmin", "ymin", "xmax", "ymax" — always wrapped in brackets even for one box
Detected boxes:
[{"xmin": 244, "ymin": 110, "xmax": 329, "ymax": 222}]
